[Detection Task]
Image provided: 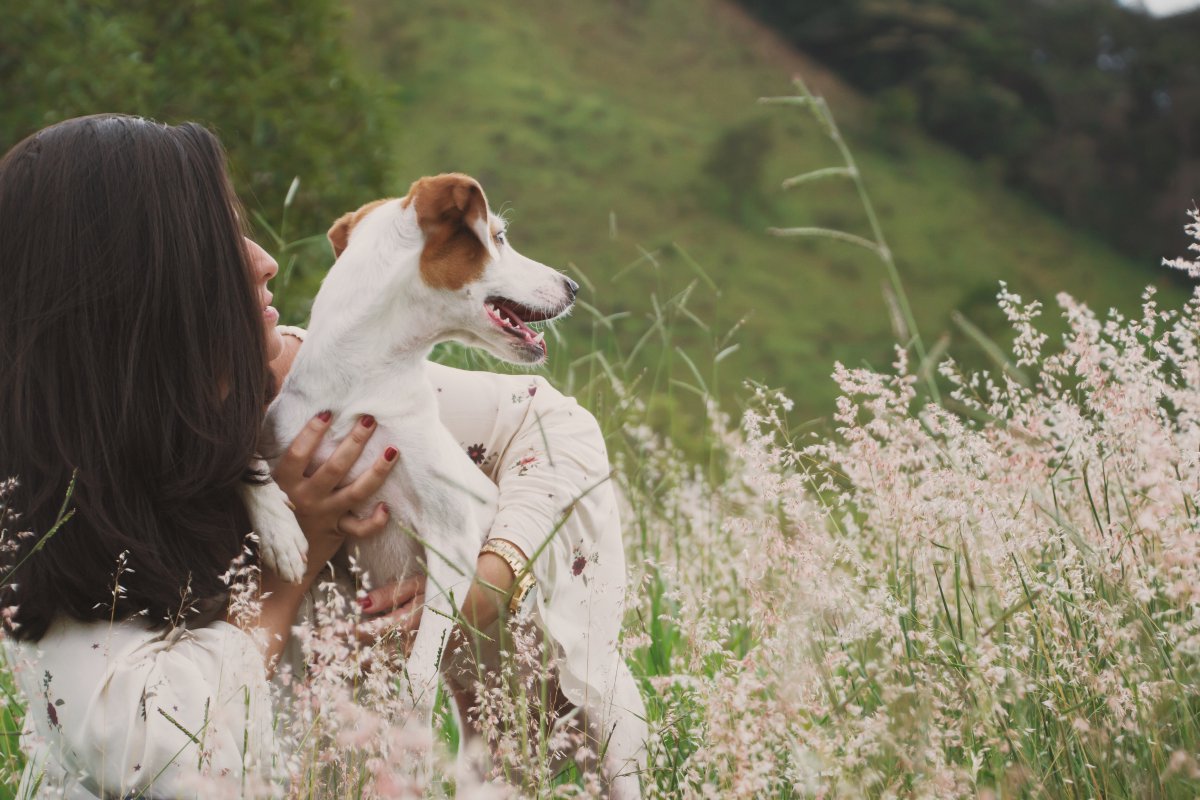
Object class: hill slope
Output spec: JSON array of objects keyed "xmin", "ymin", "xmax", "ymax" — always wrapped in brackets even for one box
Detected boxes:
[{"xmin": 333, "ymin": 0, "xmax": 1186, "ymax": 425}]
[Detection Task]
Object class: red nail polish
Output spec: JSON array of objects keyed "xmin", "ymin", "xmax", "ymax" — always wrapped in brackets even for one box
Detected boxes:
[
  {"xmin": 361, "ymin": 414, "xmax": 376, "ymax": 428},
  {"xmin": 317, "ymin": 410, "xmax": 332, "ymax": 423},
  {"xmin": 358, "ymin": 596, "xmax": 373, "ymax": 611},
  {"xmin": 384, "ymin": 446, "xmax": 398, "ymax": 462}
]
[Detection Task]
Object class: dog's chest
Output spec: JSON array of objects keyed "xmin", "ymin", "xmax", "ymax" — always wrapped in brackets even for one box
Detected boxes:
[{"xmin": 325, "ymin": 388, "xmax": 499, "ymax": 585}]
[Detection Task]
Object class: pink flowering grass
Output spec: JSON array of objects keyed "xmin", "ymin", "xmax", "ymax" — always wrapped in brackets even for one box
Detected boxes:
[
  {"xmin": 605, "ymin": 86, "xmax": 1200, "ymax": 797},
  {"xmin": 5, "ymin": 251, "xmax": 1200, "ymax": 797},
  {"xmin": 4, "ymin": 86, "xmax": 1200, "ymax": 797},
  {"xmin": 605, "ymin": 262, "xmax": 1200, "ymax": 795}
]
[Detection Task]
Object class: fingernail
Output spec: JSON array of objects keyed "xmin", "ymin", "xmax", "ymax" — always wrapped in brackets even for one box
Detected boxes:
[
  {"xmin": 317, "ymin": 410, "xmax": 332, "ymax": 423},
  {"xmin": 358, "ymin": 595, "xmax": 373, "ymax": 611},
  {"xmin": 384, "ymin": 446, "xmax": 398, "ymax": 462},
  {"xmin": 360, "ymin": 414, "xmax": 376, "ymax": 428}
]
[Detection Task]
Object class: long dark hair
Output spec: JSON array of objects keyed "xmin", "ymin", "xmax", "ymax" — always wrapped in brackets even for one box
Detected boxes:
[{"xmin": 0, "ymin": 115, "xmax": 271, "ymax": 641}]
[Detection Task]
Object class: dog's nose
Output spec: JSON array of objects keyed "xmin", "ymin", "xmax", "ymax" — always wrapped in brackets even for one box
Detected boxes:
[{"xmin": 564, "ymin": 277, "xmax": 579, "ymax": 300}]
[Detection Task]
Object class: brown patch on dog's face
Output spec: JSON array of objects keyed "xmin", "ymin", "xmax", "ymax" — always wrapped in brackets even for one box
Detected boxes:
[
  {"xmin": 406, "ymin": 173, "xmax": 491, "ymax": 291},
  {"xmin": 327, "ymin": 198, "xmax": 393, "ymax": 258}
]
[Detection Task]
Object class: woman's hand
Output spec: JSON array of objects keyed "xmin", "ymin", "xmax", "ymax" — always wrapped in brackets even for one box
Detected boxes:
[
  {"xmin": 272, "ymin": 411, "xmax": 399, "ymax": 572},
  {"xmin": 356, "ymin": 576, "xmax": 426, "ymax": 653},
  {"xmin": 357, "ymin": 547, "xmax": 524, "ymax": 655},
  {"xmin": 248, "ymin": 410, "xmax": 399, "ymax": 672}
]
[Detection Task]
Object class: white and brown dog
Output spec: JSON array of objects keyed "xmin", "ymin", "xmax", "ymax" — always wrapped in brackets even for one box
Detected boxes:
[{"xmin": 250, "ymin": 174, "xmax": 640, "ymax": 796}]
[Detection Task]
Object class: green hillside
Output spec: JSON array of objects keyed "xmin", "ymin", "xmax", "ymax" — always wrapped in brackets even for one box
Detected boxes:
[{"xmin": 316, "ymin": 0, "xmax": 1187, "ymax": 426}]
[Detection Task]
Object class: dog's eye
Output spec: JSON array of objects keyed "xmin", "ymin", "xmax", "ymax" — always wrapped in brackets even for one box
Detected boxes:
[{"xmin": 493, "ymin": 230, "xmax": 506, "ymax": 246}]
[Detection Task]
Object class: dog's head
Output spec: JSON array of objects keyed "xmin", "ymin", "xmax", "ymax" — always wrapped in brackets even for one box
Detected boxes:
[{"xmin": 326, "ymin": 173, "xmax": 576, "ymax": 365}]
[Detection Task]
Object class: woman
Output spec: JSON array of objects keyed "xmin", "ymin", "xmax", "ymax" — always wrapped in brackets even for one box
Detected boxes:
[{"xmin": 0, "ymin": 115, "xmax": 644, "ymax": 797}]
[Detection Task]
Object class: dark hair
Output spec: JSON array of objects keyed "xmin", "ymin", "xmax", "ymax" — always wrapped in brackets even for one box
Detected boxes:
[{"xmin": 0, "ymin": 115, "xmax": 271, "ymax": 641}]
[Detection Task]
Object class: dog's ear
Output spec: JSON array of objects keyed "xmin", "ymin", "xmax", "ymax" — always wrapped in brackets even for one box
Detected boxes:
[
  {"xmin": 327, "ymin": 211, "xmax": 355, "ymax": 259},
  {"xmin": 327, "ymin": 199, "xmax": 395, "ymax": 259},
  {"xmin": 408, "ymin": 173, "xmax": 497, "ymax": 290}
]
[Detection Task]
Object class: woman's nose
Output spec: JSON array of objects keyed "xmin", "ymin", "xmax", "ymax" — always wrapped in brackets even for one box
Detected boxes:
[{"xmin": 245, "ymin": 238, "xmax": 279, "ymax": 282}]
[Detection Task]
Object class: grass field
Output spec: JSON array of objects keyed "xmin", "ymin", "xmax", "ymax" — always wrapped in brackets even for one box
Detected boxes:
[{"xmin": 308, "ymin": 0, "xmax": 1192, "ymax": 431}]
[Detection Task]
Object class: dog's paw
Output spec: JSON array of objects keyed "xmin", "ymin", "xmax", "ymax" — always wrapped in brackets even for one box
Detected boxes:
[
  {"xmin": 243, "ymin": 479, "xmax": 308, "ymax": 584},
  {"xmin": 260, "ymin": 509, "xmax": 308, "ymax": 584}
]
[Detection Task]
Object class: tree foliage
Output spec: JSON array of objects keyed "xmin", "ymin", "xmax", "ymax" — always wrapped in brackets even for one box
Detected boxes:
[
  {"xmin": 738, "ymin": 0, "xmax": 1200, "ymax": 261},
  {"xmin": 0, "ymin": 0, "xmax": 395, "ymax": 300}
]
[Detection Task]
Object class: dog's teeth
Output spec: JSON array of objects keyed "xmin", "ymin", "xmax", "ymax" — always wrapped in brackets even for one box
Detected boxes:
[{"xmin": 532, "ymin": 331, "xmax": 544, "ymax": 344}]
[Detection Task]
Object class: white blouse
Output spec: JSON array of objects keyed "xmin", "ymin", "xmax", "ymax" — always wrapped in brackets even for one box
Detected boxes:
[{"xmin": 8, "ymin": 330, "xmax": 642, "ymax": 798}]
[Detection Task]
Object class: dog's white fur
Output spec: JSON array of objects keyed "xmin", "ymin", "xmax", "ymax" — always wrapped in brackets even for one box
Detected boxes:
[{"xmin": 245, "ymin": 175, "xmax": 639, "ymax": 795}]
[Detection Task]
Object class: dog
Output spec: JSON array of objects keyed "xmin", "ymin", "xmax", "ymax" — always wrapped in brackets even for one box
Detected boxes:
[{"xmin": 249, "ymin": 174, "xmax": 640, "ymax": 795}]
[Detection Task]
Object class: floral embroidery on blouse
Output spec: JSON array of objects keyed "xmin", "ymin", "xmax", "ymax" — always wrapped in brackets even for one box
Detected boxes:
[
  {"xmin": 510, "ymin": 383, "xmax": 538, "ymax": 404},
  {"xmin": 464, "ymin": 442, "xmax": 498, "ymax": 471},
  {"xmin": 513, "ymin": 452, "xmax": 541, "ymax": 477},
  {"xmin": 42, "ymin": 670, "xmax": 63, "ymax": 728},
  {"xmin": 570, "ymin": 547, "xmax": 599, "ymax": 585}
]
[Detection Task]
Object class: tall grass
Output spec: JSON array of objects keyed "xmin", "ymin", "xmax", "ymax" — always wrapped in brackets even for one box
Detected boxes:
[
  {"xmin": 3, "ymin": 82, "xmax": 1200, "ymax": 798},
  {"xmin": 603, "ymin": 85, "xmax": 1200, "ymax": 797}
]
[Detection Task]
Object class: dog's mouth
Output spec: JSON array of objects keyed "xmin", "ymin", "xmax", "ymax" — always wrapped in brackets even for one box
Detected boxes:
[{"xmin": 484, "ymin": 297, "xmax": 552, "ymax": 354}]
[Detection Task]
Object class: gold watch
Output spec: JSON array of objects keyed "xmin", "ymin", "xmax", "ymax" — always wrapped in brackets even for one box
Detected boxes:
[{"xmin": 481, "ymin": 538, "xmax": 536, "ymax": 616}]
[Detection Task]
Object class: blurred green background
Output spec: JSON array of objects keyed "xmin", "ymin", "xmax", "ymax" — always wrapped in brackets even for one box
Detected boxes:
[{"xmin": 4, "ymin": 0, "xmax": 1198, "ymax": 432}]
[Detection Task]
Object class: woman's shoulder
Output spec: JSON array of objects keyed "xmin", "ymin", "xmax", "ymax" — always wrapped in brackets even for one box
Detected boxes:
[
  {"xmin": 8, "ymin": 614, "xmax": 272, "ymax": 797},
  {"xmin": 277, "ymin": 324, "xmax": 307, "ymax": 341},
  {"xmin": 12, "ymin": 615, "xmax": 161, "ymax": 663},
  {"xmin": 25, "ymin": 613, "xmax": 247, "ymax": 650},
  {"xmin": 10, "ymin": 615, "xmax": 257, "ymax": 691}
]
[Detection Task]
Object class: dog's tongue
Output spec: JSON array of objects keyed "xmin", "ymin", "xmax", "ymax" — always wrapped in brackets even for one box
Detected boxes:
[{"xmin": 494, "ymin": 302, "xmax": 547, "ymax": 351}]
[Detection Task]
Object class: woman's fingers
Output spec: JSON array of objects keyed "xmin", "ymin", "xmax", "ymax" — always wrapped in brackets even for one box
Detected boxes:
[
  {"xmin": 333, "ymin": 444, "xmax": 399, "ymax": 507},
  {"xmin": 274, "ymin": 410, "xmax": 332, "ymax": 485},
  {"xmin": 355, "ymin": 602, "xmax": 424, "ymax": 652},
  {"xmin": 360, "ymin": 575, "xmax": 426, "ymax": 614},
  {"xmin": 310, "ymin": 414, "xmax": 379, "ymax": 494},
  {"xmin": 354, "ymin": 577, "xmax": 425, "ymax": 651},
  {"xmin": 271, "ymin": 411, "xmax": 399, "ymax": 558},
  {"xmin": 336, "ymin": 502, "xmax": 390, "ymax": 539}
]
